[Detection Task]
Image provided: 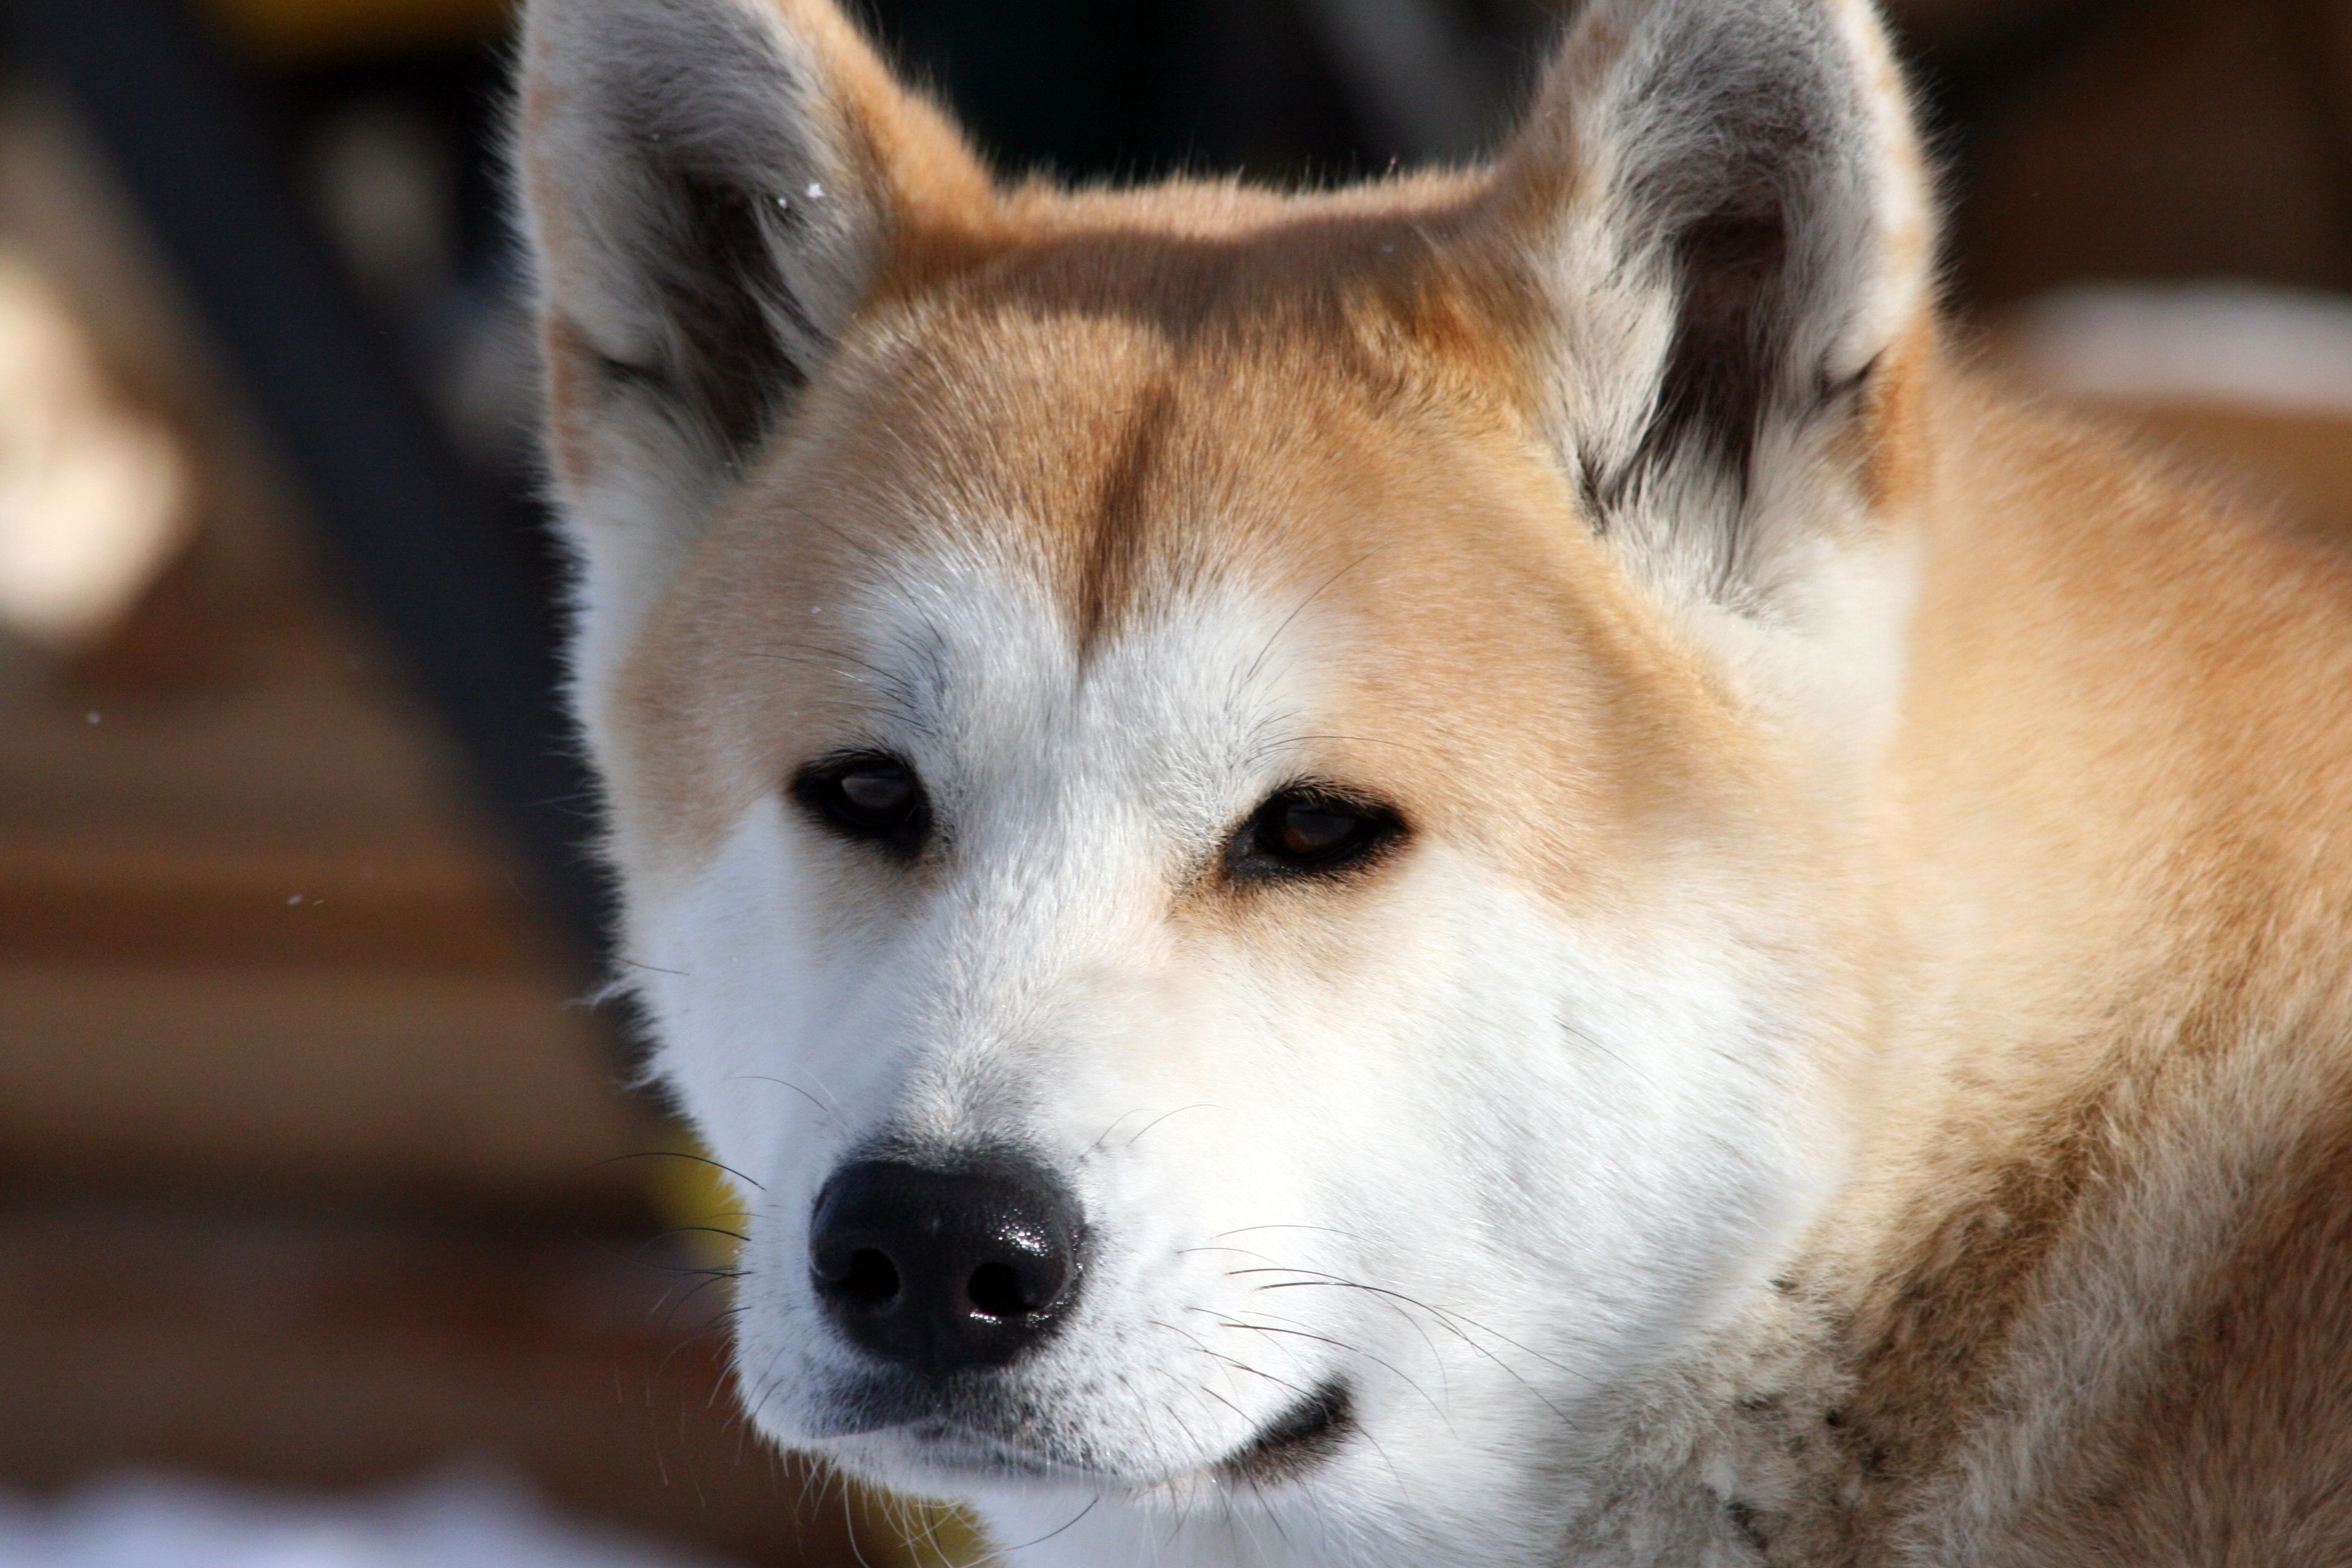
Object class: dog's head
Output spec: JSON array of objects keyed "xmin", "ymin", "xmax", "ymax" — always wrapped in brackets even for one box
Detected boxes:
[{"xmin": 517, "ymin": 0, "xmax": 1932, "ymax": 1557}]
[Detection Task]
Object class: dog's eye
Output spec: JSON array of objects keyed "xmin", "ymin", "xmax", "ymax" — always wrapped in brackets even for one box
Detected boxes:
[
  {"xmin": 792, "ymin": 753, "xmax": 930, "ymax": 856},
  {"xmin": 1231, "ymin": 786, "xmax": 1405, "ymax": 882}
]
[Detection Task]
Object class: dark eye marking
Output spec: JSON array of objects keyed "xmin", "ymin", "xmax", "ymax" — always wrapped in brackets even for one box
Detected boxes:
[
  {"xmin": 1227, "ymin": 782, "xmax": 1408, "ymax": 884},
  {"xmin": 791, "ymin": 751, "xmax": 930, "ymax": 859}
]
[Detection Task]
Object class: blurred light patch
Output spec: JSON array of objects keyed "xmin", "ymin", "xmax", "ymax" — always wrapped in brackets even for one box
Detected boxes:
[
  {"xmin": 2009, "ymin": 283, "xmax": 2352, "ymax": 416},
  {"xmin": 0, "ymin": 1466, "xmax": 742, "ymax": 1568},
  {"xmin": 0, "ymin": 250, "xmax": 191, "ymax": 651},
  {"xmin": 306, "ymin": 99, "xmax": 455, "ymax": 316}
]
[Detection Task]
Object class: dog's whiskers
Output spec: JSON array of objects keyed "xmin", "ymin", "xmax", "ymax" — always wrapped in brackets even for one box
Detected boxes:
[
  {"xmin": 1247, "ymin": 1273, "xmax": 1577, "ymax": 1428},
  {"xmin": 725, "ymin": 1071, "xmax": 849, "ymax": 1128},
  {"xmin": 1204, "ymin": 1309, "xmax": 1449, "ymax": 1426},
  {"xmin": 1149, "ymin": 1317, "xmax": 1315, "ymax": 1403}
]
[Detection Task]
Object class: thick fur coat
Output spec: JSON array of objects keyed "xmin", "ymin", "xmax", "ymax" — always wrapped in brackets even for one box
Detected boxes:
[{"xmin": 512, "ymin": 1, "xmax": 2352, "ymax": 1561}]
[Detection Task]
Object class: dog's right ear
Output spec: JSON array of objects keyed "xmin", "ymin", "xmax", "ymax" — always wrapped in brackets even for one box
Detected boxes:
[{"xmin": 515, "ymin": 0, "xmax": 988, "ymax": 592}]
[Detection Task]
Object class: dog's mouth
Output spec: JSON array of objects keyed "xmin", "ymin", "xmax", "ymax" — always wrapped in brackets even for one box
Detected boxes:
[
  {"xmin": 814, "ymin": 1371, "xmax": 1355, "ymax": 1490},
  {"xmin": 1216, "ymin": 1380, "xmax": 1354, "ymax": 1485}
]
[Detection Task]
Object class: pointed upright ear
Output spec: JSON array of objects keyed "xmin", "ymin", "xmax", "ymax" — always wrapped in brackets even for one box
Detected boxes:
[
  {"xmin": 1486, "ymin": 0, "xmax": 1936, "ymax": 612},
  {"xmin": 514, "ymin": 0, "xmax": 989, "ymax": 593}
]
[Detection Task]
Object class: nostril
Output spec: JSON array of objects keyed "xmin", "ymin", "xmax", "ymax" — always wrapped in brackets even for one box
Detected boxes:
[
  {"xmin": 840, "ymin": 1247, "xmax": 900, "ymax": 1305},
  {"xmin": 964, "ymin": 1260, "xmax": 1027, "ymax": 1319}
]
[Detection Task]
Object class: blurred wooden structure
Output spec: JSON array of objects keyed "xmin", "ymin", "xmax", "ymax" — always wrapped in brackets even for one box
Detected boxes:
[
  {"xmin": 0, "ymin": 1201, "xmax": 879, "ymax": 1566},
  {"xmin": 0, "ymin": 56, "xmax": 907, "ymax": 1566},
  {"xmin": 1947, "ymin": 0, "xmax": 2352, "ymax": 309},
  {"xmin": 0, "ymin": 370, "xmax": 909, "ymax": 1564},
  {"xmin": 0, "ymin": 563, "xmax": 638, "ymax": 1204}
]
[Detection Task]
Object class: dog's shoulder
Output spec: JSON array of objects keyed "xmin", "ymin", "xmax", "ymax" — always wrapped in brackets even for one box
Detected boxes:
[{"xmin": 1877, "ymin": 1022, "xmax": 2352, "ymax": 1566}]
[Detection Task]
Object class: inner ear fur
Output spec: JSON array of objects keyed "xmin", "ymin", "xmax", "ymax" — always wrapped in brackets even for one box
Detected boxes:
[{"xmin": 1486, "ymin": 0, "xmax": 1935, "ymax": 595}]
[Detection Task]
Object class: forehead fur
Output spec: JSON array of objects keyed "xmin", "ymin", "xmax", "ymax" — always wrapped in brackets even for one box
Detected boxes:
[{"xmin": 607, "ymin": 182, "xmax": 1773, "ymax": 896}]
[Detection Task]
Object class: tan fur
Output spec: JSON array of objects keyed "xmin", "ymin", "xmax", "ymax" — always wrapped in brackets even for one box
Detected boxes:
[
  {"xmin": 530, "ymin": 1, "xmax": 2352, "ymax": 1558},
  {"xmin": 1797, "ymin": 382, "xmax": 2352, "ymax": 1563}
]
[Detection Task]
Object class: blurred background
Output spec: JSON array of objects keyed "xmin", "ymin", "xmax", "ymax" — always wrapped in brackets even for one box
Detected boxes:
[{"xmin": 0, "ymin": 0, "xmax": 2346, "ymax": 1562}]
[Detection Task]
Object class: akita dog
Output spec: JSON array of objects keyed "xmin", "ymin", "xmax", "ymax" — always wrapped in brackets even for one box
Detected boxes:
[{"xmin": 514, "ymin": 0, "xmax": 2352, "ymax": 1561}]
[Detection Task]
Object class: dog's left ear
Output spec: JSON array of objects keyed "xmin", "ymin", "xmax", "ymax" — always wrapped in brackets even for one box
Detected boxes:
[{"xmin": 1485, "ymin": 0, "xmax": 1936, "ymax": 613}]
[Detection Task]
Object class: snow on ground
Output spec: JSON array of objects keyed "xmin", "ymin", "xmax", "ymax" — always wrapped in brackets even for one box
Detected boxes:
[{"xmin": 0, "ymin": 1466, "xmax": 746, "ymax": 1568}]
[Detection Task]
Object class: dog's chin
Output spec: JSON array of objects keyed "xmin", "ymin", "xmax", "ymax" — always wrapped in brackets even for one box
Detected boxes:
[{"xmin": 799, "ymin": 1373, "xmax": 1357, "ymax": 1501}]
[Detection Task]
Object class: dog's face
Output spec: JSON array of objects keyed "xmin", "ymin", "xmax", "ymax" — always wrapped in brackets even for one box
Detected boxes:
[
  {"xmin": 616, "ymin": 293, "xmax": 1836, "ymax": 1495},
  {"xmin": 520, "ymin": 0, "xmax": 1931, "ymax": 1558}
]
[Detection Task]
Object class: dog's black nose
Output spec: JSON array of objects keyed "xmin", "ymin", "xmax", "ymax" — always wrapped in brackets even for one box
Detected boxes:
[{"xmin": 808, "ymin": 1155, "xmax": 1083, "ymax": 1379}]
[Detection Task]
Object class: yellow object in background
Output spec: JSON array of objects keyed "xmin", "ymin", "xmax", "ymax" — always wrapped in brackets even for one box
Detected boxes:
[
  {"xmin": 648, "ymin": 1126, "xmax": 750, "ymax": 1271},
  {"xmin": 202, "ymin": 0, "xmax": 513, "ymax": 62}
]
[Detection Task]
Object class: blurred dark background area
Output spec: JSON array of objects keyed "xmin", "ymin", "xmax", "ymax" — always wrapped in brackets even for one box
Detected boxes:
[{"xmin": 0, "ymin": 0, "xmax": 2346, "ymax": 1563}]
